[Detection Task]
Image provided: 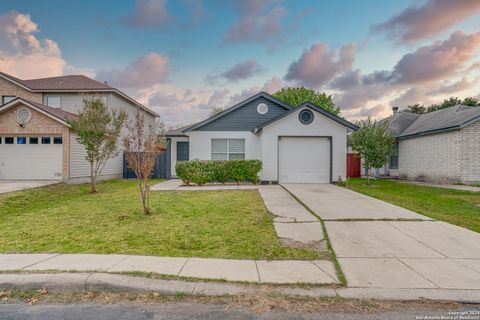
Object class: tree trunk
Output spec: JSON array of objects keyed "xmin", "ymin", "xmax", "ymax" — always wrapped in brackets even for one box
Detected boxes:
[
  {"xmin": 366, "ymin": 167, "xmax": 370, "ymax": 186},
  {"xmin": 90, "ymin": 162, "xmax": 97, "ymax": 193},
  {"xmin": 137, "ymin": 179, "xmax": 150, "ymax": 215}
]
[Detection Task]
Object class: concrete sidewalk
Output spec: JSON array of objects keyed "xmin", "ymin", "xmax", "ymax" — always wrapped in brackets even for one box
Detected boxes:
[
  {"xmin": 0, "ymin": 254, "xmax": 338, "ymax": 285},
  {"xmin": 1, "ymin": 272, "xmax": 478, "ymax": 303}
]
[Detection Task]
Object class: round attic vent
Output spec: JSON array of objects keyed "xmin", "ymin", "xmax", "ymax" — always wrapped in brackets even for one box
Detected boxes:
[
  {"xmin": 15, "ymin": 106, "xmax": 32, "ymax": 125},
  {"xmin": 257, "ymin": 103, "xmax": 268, "ymax": 115},
  {"xmin": 299, "ymin": 109, "xmax": 314, "ymax": 125}
]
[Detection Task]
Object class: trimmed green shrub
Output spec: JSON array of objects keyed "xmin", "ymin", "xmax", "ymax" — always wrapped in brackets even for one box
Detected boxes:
[{"xmin": 175, "ymin": 159, "xmax": 262, "ymax": 185}]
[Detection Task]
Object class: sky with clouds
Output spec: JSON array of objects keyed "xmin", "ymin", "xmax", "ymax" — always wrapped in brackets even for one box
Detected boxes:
[{"xmin": 0, "ymin": 0, "xmax": 479, "ymax": 125}]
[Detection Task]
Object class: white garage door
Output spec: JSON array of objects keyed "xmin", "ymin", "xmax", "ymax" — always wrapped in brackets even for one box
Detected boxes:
[
  {"xmin": 278, "ymin": 137, "xmax": 330, "ymax": 183},
  {"xmin": 0, "ymin": 136, "xmax": 63, "ymax": 180}
]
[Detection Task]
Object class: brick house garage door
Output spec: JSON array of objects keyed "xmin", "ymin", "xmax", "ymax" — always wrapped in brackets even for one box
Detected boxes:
[
  {"xmin": 0, "ymin": 136, "xmax": 62, "ymax": 180},
  {"xmin": 278, "ymin": 137, "xmax": 330, "ymax": 183}
]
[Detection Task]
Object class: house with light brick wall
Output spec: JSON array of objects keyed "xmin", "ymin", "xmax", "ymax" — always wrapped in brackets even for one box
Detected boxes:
[
  {"xmin": 0, "ymin": 71, "xmax": 157, "ymax": 183},
  {"xmin": 379, "ymin": 105, "xmax": 480, "ymax": 185}
]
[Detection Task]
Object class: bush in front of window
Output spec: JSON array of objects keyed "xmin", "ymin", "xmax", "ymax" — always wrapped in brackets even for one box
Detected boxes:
[{"xmin": 176, "ymin": 159, "xmax": 262, "ymax": 186}]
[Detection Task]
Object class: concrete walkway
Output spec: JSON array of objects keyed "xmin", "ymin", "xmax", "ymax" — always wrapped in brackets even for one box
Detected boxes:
[
  {"xmin": 0, "ymin": 180, "xmax": 58, "ymax": 194},
  {"xmin": 399, "ymin": 180, "xmax": 480, "ymax": 192},
  {"xmin": 282, "ymin": 183, "xmax": 429, "ymax": 220},
  {"xmin": 151, "ymin": 179, "xmax": 183, "ymax": 191},
  {"xmin": 0, "ymin": 254, "xmax": 338, "ymax": 285},
  {"xmin": 151, "ymin": 179, "xmax": 257, "ymax": 191},
  {"xmin": 282, "ymin": 183, "xmax": 480, "ymax": 291},
  {"xmin": 258, "ymin": 185, "xmax": 325, "ymax": 245}
]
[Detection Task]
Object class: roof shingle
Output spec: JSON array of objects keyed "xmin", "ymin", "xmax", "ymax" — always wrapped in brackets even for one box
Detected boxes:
[{"xmin": 383, "ymin": 105, "xmax": 480, "ymax": 139}]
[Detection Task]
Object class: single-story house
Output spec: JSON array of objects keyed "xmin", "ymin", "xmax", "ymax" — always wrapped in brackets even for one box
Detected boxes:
[
  {"xmin": 0, "ymin": 71, "xmax": 157, "ymax": 183},
  {"xmin": 166, "ymin": 92, "xmax": 358, "ymax": 184},
  {"xmin": 380, "ymin": 105, "xmax": 480, "ymax": 185}
]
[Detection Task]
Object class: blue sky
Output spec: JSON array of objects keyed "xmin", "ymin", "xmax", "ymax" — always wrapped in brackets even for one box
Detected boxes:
[{"xmin": 0, "ymin": 0, "xmax": 479, "ymax": 125}]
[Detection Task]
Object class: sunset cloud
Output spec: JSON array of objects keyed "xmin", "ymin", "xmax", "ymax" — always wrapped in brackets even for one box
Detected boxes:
[
  {"xmin": 285, "ymin": 43, "xmax": 356, "ymax": 88},
  {"xmin": 223, "ymin": 0, "xmax": 287, "ymax": 45},
  {"xmin": 373, "ymin": 0, "xmax": 480, "ymax": 44},
  {"xmin": 96, "ymin": 53, "xmax": 168, "ymax": 89},
  {"xmin": 121, "ymin": 0, "xmax": 170, "ymax": 28},
  {"xmin": 391, "ymin": 30, "xmax": 480, "ymax": 84},
  {"xmin": 0, "ymin": 11, "xmax": 67, "ymax": 78},
  {"xmin": 206, "ymin": 59, "xmax": 265, "ymax": 84}
]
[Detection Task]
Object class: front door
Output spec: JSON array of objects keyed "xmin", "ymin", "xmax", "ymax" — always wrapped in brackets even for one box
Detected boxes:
[{"xmin": 176, "ymin": 142, "xmax": 189, "ymax": 161}]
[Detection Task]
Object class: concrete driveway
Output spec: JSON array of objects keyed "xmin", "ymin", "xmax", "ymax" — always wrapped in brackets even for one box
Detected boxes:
[
  {"xmin": 282, "ymin": 183, "xmax": 480, "ymax": 290},
  {"xmin": 0, "ymin": 180, "xmax": 58, "ymax": 194}
]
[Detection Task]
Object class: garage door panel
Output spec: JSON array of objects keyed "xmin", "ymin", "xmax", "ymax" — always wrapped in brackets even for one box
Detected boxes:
[
  {"xmin": 279, "ymin": 137, "xmax": 330, "ymax": 184},
  {"xmin": 0, "ymin": 144, "xmax": 62, "ymax": 180}
]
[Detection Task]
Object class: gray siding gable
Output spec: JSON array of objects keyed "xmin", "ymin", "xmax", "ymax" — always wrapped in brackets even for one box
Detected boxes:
[{"xmin": 194, "ymin": 96, "xmax": 290, "ymax": 131}]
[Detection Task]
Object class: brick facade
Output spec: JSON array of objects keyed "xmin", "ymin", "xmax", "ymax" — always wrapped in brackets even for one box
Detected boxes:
[
  {"xmin": 0, "ymin": 77, "xmax": 42, "ymax": 103},
  {"xmin": 0, "ymin": 105, "xmax": 70, "ymax": 180},
  {"xmin": 397, "ymin": 121, "xmax": 480, "ymax": 184}
]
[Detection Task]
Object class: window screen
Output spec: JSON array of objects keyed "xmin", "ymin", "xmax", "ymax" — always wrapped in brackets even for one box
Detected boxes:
[{"xmin": 211, "ymin": 138, "xmax": 245, "ymax": 160}]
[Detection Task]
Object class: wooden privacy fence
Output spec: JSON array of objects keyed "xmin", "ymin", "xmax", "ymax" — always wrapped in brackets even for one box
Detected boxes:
[
  {"xmin": 123, "ymin": 150, "xmax": 169, "ymax": 179},
  {"xmin": 347, "ymin": 153, "xmax": 361, "ymax": 178}
]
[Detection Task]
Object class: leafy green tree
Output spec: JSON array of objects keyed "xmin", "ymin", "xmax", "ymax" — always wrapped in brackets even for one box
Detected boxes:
[
  {"xmin": 210, "ymin": 105, "xmax": 225, "ymax": 117},
  {"xmin": 403, "ymin": 104, "xmax": 426, "ymax": 114},
  {"xmin": 461, "ymin": 97, "xmax": 479, "ymax": 106},
  {"xmin": 67, "ymin": 99, "xmax": 127, "ymax": 193},
  {"xmin": 273, "ymin": 87, "xmax": 340, "ymax": 115},
  {"xmin": 348, "ymin": 119, "xmax": 395, "ymax": 185},
  {"xmin": 404, "ymin": 97, "xmax": 479, "ymax": 114},
  {"xmin": 427, "ymin": 96, "xmax": 462, "ymax": 112}
]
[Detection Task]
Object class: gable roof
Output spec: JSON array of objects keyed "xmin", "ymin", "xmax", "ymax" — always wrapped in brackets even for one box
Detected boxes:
[
  {"xmin": 184, "ymin": 92, "xmax": 293, "ymax": 132},
  {"xmin": 253, "ymin": 102, "xmax": 358, "ymax": 133},
  {"xmin": 0, "ymin": 71, "xmax": 158, "ymax": 117},
  {"xmin": 383, "ymin": 105, "xmax": 480, "ymax": 139},
  {"xmin": 378, "ymin": 112, "xmax": 419, "ymax": 136},
  {"xmin": 165, "ymin": 124, "xmax": 194, "ymax": 137},
  {"xmin": 0, "ymin": 98, "xmax": 78, "ymax": 126}
]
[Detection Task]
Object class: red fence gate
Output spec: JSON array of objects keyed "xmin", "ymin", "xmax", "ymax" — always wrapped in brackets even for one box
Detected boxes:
[{"xmin": 347, "ymin": 153, "xmax": 361, "ymax": 178}]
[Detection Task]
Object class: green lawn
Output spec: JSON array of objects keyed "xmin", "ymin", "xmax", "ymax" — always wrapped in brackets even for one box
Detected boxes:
[
  {"xmin": 0, "ymin": 180, "xmax": 318, "ymax": 260},
  {"xmin": 347, "ymin": 178, "xmax": 480, "ymax": 233}
]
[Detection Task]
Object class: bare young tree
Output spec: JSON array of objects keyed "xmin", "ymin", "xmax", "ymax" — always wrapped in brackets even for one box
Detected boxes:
[
  {"xmin": 124, "ymin": 110, "xmax": 165, "ymax": 215},
  {"xmin": 68, "ymin": 99, "xmax": 126, "ymax": 193}
]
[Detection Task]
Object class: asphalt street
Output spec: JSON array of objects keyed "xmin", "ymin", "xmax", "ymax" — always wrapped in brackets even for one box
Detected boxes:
[{"xmin": 0, "ymin": 303, "xmax": 478, "ymax": 320}]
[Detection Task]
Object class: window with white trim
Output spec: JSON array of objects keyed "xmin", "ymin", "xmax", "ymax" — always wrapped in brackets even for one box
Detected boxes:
[
  {"xmin": 46, "ymin": 96, "xmax": 61, "ymax": 108},
  {"xmin": 211, "ymin": 139, "xmax": 245, "ymax": 160}
]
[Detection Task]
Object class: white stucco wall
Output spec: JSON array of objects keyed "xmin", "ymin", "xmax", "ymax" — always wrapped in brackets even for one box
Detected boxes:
[
  {"xmin": 260, "ymin": 107, "xmax": 348, "ymax": 182},
  {"xmin": 169, "ymin": 136, "xmax": 190, "ymax": 177}
]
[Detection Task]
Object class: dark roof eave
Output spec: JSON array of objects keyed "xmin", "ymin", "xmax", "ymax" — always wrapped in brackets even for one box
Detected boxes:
[{"xmin": 397, "ymin": 126, "xmax": 461, "ymax": 140}]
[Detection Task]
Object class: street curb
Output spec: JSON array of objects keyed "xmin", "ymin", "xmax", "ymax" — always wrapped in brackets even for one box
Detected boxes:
[{"xmin": 0, "ymin": 273, "xmax": 478, "ymax": 303}]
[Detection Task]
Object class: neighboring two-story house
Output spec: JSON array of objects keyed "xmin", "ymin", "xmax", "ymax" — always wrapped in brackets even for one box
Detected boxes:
[{"xmin": 0, "ymin": 71, "xmax": 157, "ymax": 183}]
